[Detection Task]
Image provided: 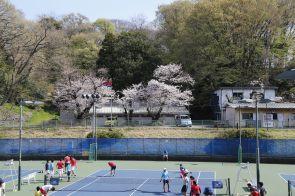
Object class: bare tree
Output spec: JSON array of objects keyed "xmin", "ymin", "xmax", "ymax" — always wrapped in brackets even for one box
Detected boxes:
[{"xmin": 0, "ymin": 0, "xmax": 49, "ymax": 104}]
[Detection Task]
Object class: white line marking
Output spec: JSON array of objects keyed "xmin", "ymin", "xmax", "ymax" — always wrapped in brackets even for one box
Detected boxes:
[
  {"xmin": 214, "ymin": 171, "xmax": 216, "ymax": 195},
  {"xmin": 197, "ymin": 171, "xmax": 201, "ymax": 184},
  {"xmin": 119, "ymin": 169, "xmax": 215, "ymax": 173},
  {"xmin": 67, "ymin": 171, "xmax": 109, "ymax": 196},
  {"xmin": 279, "ymin": 173, "xmax": 289, "ymax": 183},
  {"xmin": 129, "ymin": 178, "xmax": 149, "ymax": 196},
  {"xmin": 50, "ymin": 169, "xmax": 103, "ymax": 195}
]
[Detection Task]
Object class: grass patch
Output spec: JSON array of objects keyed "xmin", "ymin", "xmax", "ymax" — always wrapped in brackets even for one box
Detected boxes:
[
  {"xmin": 220, "ymin": 128, "xmax": 271, "ymax": 139},
  {"xmin": 0, "ymin": 103, "xmax": 58, "ymax": 126},
  {"xmin": 27, "ymin": 108, "xmax": 58, "ymax": 125},
  {"xmin": 86, "ymin": 129, "xmax": 124, "ymax": 138}
]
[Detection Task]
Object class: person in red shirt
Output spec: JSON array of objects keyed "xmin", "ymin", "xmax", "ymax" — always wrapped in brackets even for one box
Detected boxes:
[
  {"xmin": 64, "ymin": 155, "xmax": 71, "ymax": 170},
  {"xmin": 36, "ymin": 185, "xmax": 55, "ymax": 196},
  {"xmin": 108, "ymin": 162, "xmax": 116, "ymax": 176},
  {"xmin": 249, "ymin": 187, "xmax": 260, "ymax": 196},
  {"xmin": 189, "ymin": 176, "xmax": 195, "ymax": 195},
  {"xmin": 56, "ymin": 159, "xmax": 64, "ymax": 180},
  {"xmin": 191, "ymin": 180, "xmax": 201, "ymax": 196},
  {"xmin": 70, "ymin": 156, "xmax": 77, "ymax": 176}
]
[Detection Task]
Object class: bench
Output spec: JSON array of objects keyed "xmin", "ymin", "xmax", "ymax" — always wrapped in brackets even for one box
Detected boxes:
[{"xmin": 22, "ymin": 172, "xmax": 36, "ymax": 184}]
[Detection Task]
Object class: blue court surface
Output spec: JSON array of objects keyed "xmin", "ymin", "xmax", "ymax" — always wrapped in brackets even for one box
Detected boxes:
[
  {"xmin": 52, "ymin": 169, "xmax": 219, "ymax": 196},
  {"xmin": 280, "ymin": 173, "xmax": 295, "ymax": 187},
  {"xmin": 0, "ymin": 169, "xmax": 40, "ymax": 183}
]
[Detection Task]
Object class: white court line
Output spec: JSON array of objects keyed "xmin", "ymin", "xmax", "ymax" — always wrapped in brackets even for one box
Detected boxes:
[
  {"xmin": 197, "ymin": 171, "xmax": 201, "ymax": 184},
  {"xmin": 67, "ymin": 171, "xmax": 110, "ymax": 196},
  {"xmin": 50, "ymin": 169, "xmax": 103, "ymax": 195},
  {"xmin": 129, "ymin": 178, "xmax": 149, "ymax": 196},
  {"xmin": 278, "ymin": 173, "xmax": 292, "ymax": 183},
  {"xmin": 120, "ymin": 169, "xmax": 215, "ymax": 173},
  {"xmin": 214, "ymin": 171, "xmax": 216, "ymax": 195}
]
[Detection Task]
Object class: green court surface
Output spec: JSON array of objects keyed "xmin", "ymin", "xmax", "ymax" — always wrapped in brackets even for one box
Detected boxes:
[{"xmin": 0, "ymin": 160, "xmax": 293, "ymax": 195}]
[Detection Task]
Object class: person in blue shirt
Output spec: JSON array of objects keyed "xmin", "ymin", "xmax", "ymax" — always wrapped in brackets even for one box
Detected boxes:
[
  {"xmin": 66, "ymin": 162, "xmax": 71, "ymax": 182},
  {"xmin": 48, "ymin": 160, "xmax": 54, "ymax": 178},
  {"xmin": 160, "ymin": 168, "xmax": 170, "ymax": 192}
]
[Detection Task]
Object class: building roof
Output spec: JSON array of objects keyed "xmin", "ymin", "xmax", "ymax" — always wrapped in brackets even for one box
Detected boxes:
[
  {"xmin": 89, "ymin": 105, "xmax": 189, "ymax": 115},
  {"xmin": 226, "ymin": 102, "xmax": 295, "ymax": 109},
  {"xmin": 216, "ymin": 86, "xmax": 278, "ymax": 91}
]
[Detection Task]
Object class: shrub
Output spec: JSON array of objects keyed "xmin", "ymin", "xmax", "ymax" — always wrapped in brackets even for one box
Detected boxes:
[
  {"xmin": 221, "ymin": 129, "xmax": 271, "ymax": 139},
  {"xmin": 86, "ymin": 130, "xmax": 124, "ymax": 138}
]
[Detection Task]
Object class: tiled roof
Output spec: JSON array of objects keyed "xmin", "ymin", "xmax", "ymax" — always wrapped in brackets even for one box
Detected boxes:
[
  {"xmin": 226, "ymin": 102, "xmax": 295, "ymax": 109},
  {"xmin": 217, "ymin": 86, "xmax": 278, "ymax": 90}
]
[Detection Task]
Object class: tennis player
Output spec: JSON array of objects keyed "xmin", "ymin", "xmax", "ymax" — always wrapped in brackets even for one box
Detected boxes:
[
  {"xmin": 160, "ymin": 168, "xmax": 170, "ymax": 192},
  {"xmin": 0, "ymin": 178, "xmax": 5, "ymax": 196},
  {"xmin": 108, "ymin": 162, "xmax": 116, "ymax": 176},
  {"xmin": 35, "ymin": 185, "xmax": 55, "ymax": 196},
  {"xmin": 56, "ymin": 159, "xmax": 64, "ymax": 180},
  {"xmin": 70, "ymin": 156, "xmax": 77, "ymax": 176},
  {"xmin": 181, "ymin": 173, "xmax": 189, "ymax": 196}
]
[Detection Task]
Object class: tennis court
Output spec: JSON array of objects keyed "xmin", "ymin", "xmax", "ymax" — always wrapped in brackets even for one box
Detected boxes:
[
  {"xmin": 1, "ymin": 161, "xmax": 294, "ymax": 195},
  {"xmin": 51, "ymin": 169, "xmax": 229, "ymax": 196}
]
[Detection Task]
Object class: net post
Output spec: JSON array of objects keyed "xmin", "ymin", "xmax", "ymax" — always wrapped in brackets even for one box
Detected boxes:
[
  {"xmin": 288, "ymin": 180, "xmax": 291, "ymax": 196},
  {"xmin": 227, "ymin": 178, "xmax": 231, "ymax": 196}
]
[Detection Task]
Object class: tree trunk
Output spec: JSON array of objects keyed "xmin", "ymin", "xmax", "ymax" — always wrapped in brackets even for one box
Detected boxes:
[{"xmin": 147, "ymin": 107, "xmax": 163, "ymax": 120}]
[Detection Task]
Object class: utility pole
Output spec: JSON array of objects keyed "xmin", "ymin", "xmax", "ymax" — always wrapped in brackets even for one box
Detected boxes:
[{"xmin": 18, "ymin": 100, "xmax": 23, "ymax": 191}]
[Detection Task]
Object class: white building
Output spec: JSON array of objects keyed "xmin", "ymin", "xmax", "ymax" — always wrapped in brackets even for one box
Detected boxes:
[
  {"xmin": 213, "ymin": 86, "xmax": 295, "ymax": 128},
  {"xmin": 213, "ymin": 86, "xmax": 277, "ymax": 121},
  {"xmin": 89, "ymin": 101, "xmax": 190, "ymax": 126}
]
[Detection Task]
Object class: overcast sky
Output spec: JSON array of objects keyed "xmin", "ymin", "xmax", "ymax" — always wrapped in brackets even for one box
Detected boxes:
[{"xmin": 9, "ymin": 0, "xmax": 175, "ymax": 22}]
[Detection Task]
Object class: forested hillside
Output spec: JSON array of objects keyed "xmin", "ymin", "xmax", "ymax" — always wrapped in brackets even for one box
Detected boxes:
[{"xmin": 0, "ymin": 0, "xmax": 294, "ymax": 119}]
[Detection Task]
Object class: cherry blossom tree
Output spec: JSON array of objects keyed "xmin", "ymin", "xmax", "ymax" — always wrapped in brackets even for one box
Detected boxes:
[
  {"xmin": 121, "ymin": 64, "xmax": 194, "ymax": 120},
  {"xmin": 153, "ymin": 63, "xmax": 195, "ymax": 86},
  {"xmin": 53, "ymin": 67, "xmax": 109, "ymax": 119}
]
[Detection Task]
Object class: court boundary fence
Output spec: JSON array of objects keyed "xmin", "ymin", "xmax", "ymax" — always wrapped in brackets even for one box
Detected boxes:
[{"xmin": 0, "ymin": 138, "xmax": 294, "ymax": 162}]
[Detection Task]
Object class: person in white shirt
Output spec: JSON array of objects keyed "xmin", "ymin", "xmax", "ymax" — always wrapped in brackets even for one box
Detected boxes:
[
  {"xmin": 160, "ymin": 168, "xmax": 170, "ymax": 192},
  {"xmin": 181, "ymin": 173, "xmax": 189, "ymax": 195},
  {"xmin": 0, "ymin": 178, "xmax": 5, "ymax": 196}
]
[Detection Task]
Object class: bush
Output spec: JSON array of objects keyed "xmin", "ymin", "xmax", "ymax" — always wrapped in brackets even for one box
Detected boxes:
[
  {"xmin": 221, "ymin": 129, "xmax": 271, "ymax": 139},
  {"xmin": 86, "ymin": 130, "xmax": 124, "ymax": 138}
]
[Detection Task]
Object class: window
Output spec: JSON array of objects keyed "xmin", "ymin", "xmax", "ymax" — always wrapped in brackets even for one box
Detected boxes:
[
  {"xmin": 272, "ymin": 113, "xmax": 278, "ymax": 120},
  {"xmin": 250, "ymin": 92, "xmax": 264, "ymax": 99},
  {"xmin": 242, "ymin": 113, "xmax": 253, "ymax": 120},
  {"xmin": 180, "ymin": 115, "xmax": 190, "ymax": 119},
  {"xmin": 233, "ymin": 92, "xmax": 243, "ymax": 100}
]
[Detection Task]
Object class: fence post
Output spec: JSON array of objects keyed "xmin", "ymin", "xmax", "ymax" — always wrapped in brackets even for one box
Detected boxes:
[
  {"xmin": 126, "ymin": 138, "xmax": 129, "ymax": 155},
  {"xmin": 228, "ymin": 178, "xmax": 231, "ymax": 196},
  {"xmin": 288, "ymin": 180, "xmax": 291, "ymax": 196},
  {"xmin": 194, "ymin": 139, "xmax": 196, "ymax": 156},
  {"xmin": 176, "ymin": 139, "xmax": 178, "ymax": 155},
  {"xmin": 143, "ymin": 138, "xmax": 145, "ymax": 155}
]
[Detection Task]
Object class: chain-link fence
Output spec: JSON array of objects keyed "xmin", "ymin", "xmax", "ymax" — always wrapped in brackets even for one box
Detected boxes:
[{"xmin": 0, "ymin": 118, "xmax": 294, "ymax": 130}]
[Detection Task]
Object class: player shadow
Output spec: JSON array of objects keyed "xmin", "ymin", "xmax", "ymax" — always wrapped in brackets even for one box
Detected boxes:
[
  {"xmin": 57, "ymin": 189, "xmax": 135, "ymax": 193},
  {"xmin": 137, "ymin": 190, "xmax": 182, "ymax": 195}
]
